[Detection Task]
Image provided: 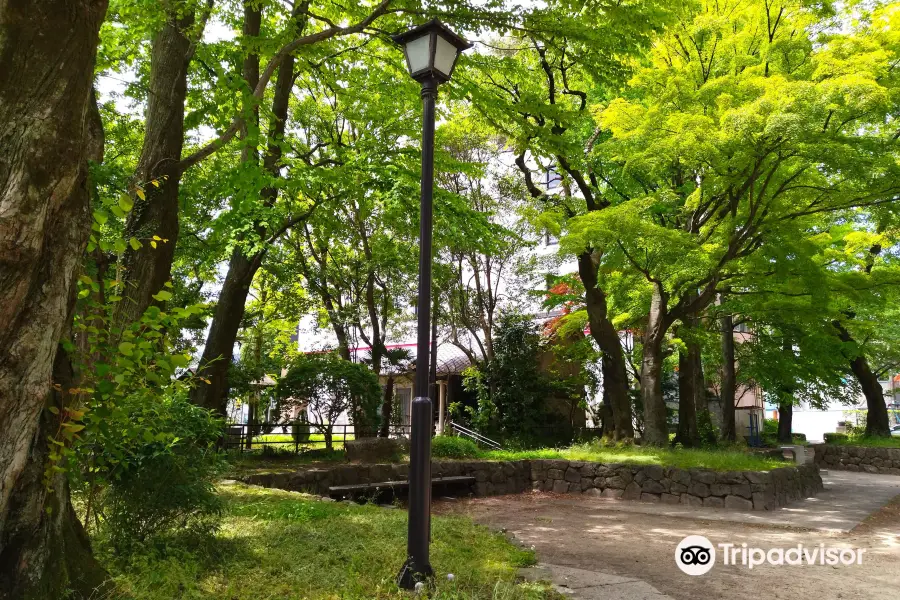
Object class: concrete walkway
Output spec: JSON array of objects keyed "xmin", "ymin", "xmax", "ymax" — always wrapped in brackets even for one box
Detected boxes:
[
  {"xmin": 458, "ymin": 470, "xmax": 900, "ymax": 599},
  {"xmin": 536, "ymin": 470, "xmax": 900, "ymax": 532},
  {"xmin": 519, "ymin": 563, "xmax": 673, "ymax": 599}
]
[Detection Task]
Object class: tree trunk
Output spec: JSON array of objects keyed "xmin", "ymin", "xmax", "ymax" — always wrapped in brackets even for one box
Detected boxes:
[
  {"xmin": 0, "ymin": 1, "xmax": 108, "ymax": 595},
  {"xmin": 244, "ymin": 396, "xmax": 256, "ymax": 450},
  {"xmin": 190, "ymin": 248, "xmax": 261, "ymax": 414},
  {"xmin": 379, "ymin": 375, "xmax": 395, "ymax": 438},
  {"xmin": 577, "ymin": 252, "xmax": 633, "ymax": 439},
  {"xmin": 114, "ymin": 9, "xmax": 196, "ymax": 329},
  {"xmin": 833, "ymin": 321, "xmax": 891, "ymax": 437},
  {"xmin": 777, "ymin": 400, "xmax": 793, "ymax": 444},
  {"xmin": 855, "ymin": 357, "xmax": 891, "ymax": 437},
  {"xmin": 674, "ymin": 326, "xmax": 699, "ymax": 447},
  {"xmin": 640, "ymin": 287, "xmax": 670, "ymax": 445},
  {"xmin": 720, "ymin": 309, "xmax": 737, "ymax": 442},
  {"xmin": 324, "ymin": 428, "xmax": 333, "ymax": 452}
]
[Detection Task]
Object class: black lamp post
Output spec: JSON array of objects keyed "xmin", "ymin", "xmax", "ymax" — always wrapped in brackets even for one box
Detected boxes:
[{"xmin": 392, "ymin": 19, "xmax": 472, "ymax": 589}]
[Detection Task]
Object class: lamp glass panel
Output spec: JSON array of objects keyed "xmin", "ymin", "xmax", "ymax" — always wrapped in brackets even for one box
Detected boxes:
[
  {"xmin": 404, "ymin": 34, "xmax": 432, "ymax": 74},
  {"xmin": 433, "ymin": 35, "xmax": 458, "ymax": 77}
]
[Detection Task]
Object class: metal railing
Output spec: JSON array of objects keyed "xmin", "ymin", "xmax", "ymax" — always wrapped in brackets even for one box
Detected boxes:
[
  {"xmin": 223, "ymin": 422, "xmax": 413, "ymax": 454},
  {"xmin": 448, "ymin": 422, "xmax": 502, "ymax": 450}
]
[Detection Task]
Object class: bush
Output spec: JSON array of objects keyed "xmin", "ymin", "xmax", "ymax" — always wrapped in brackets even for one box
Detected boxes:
[
  {"xmin": 462, "ymin": 314, "xmax": 558, "ymax": 440},
  {"xmin": 824, "ymin": 432, "xmax": 849, "ymax": 444},
  {"xmin": 431, "ymin": 435, "xmax": 481, "ymax": 459},
  {"xmin": 77, "ymin": 392, "xmax": 225, "ymax": 553}
]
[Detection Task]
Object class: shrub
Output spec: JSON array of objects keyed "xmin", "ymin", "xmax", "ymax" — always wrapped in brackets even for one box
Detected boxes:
[
  {"xmin": 462, "ymin": 314, "xmax": 559, "ymax": 440},
  {"xmin": 60, "ymin": 281, "xmax": 225, "ymax": 555},
  {"xmin": 76, "ymin": 392, "xmax": 225, "ymax": 553},
  {"xmin": 824, "ymin": 432, "xmax": 849, "ymax": 444},
  {"xmin": 431, "ymin": 436, "xmax": 481, "ymax": 459}
]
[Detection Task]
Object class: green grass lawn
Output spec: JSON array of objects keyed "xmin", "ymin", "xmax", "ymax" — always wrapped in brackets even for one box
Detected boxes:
[
  {"xmin": 105, "ymin": 483, "xmax": 556, "ymax": 600},
  {"xmin": 254, "ymin": 432, "xmax": 357, "ymax": 444},
  {"xmin": 824, "ymin": 434, "xmax": 900, "ymax": 448},
  {"xmin": 477, "ymin": 444, "xmax": 786, "ymax": 472}
]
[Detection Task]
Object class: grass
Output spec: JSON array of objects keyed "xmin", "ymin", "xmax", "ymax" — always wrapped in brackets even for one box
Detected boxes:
[
  {"xmin": 428, "ymin": 435, "xmax": 784, "ymax": 471},
  {"xmin": 103, "ymin": 483, "xmax": 557, "ymax": 600},
  {"xmin": 823, "ymin": 434, "xmax": 900, "ymax": 448},
  {"xmin": 254, "ymin": 432, "xmax": 357, "ymax": 444},
  {"xmin": 231, "ymin": 438, "xmax": 787, "ymax": 477},
  {"xmin": 478, "ymin": 442, "xmax": 786, "ymax": 472},
  {"xmin": 225, "ymin": 449, "xmax": 347, "ymax": 477}
]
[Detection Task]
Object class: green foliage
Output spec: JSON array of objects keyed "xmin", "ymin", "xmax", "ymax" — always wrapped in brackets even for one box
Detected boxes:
[
  {"xmin": 85, "ymin": 393, "xmax": 225, "ymax": 553},
  {"xmin": 463, "ymin": 314, "xmax": 559, "ymax": 441},
  {"xmin": 62, "ymin": 270, "xmax": 224, "ymax": 553},
  {"xmin": 431, "ymin": 436, "xmax": 481, "ymax": 460},
  {"xmin": 277, "ymin": 352, "xmax": 381, "ymax": 445},
  {"xmin": 696, "ymin": 410, "xmax": 718, "ymax": 447}
]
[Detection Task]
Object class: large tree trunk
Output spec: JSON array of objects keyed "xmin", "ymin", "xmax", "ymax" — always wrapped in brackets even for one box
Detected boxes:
[
  {"xmin": 114, "ymin": 9, "xmax": 197, "ymax": 329},
  {"xmin": 832, "ymin": 321, "xmax": 891, "ymax": 437},
  {"xmin": 720, "ymin": 309, "xmax": 737, "ymax": 442},
  {"xmin": 640, "ymin": 287, "xmax": 670, "ymax": 445},
  {"xmin": 777, "ymin": 400, "xmax": 793, "ymax": 444},
  {"xmin": 674, "ymin": 325, "xmax": 699, "ymax": 447},
  {"xmin": 854, "ymin": 357, "xmax": 891, "ymax": 437},
  {"xmin": 578, "ymin": 252, "xmax": 634, "ymax": 439},
  {"xmin": 0, "ymin": 2, "xmax": 108, "ymax": 595}
]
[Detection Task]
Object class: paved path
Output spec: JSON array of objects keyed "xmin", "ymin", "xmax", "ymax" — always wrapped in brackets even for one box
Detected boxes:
[
  {"xmin": 519, "ymin": 563, "xmax": 673, "ymax": 599},
  {"xmin": 444, "ymin": 470, "xmax": 900, "ymax": 600},
  {"xmin": 544, "ymin": 470, "xmax": 900, "ymax": 533}
]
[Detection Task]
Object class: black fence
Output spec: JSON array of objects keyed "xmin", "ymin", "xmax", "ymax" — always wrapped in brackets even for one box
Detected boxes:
[
  {"xmin": 224, "ymin": 421, "xmax": 607, "ymax": 455},
  {"xmin": 223, "ymin": 422, "xmax": 413, "ymax": 454}
]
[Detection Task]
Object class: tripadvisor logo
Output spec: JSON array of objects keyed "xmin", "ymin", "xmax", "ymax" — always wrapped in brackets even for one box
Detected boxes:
[
  {"xmin": 675, "ymin": 535, "xmax": 716, "ymax": 576},
  {"xmin": 675, "ymin": 535, "xmax": 866, "ymax": 575}
]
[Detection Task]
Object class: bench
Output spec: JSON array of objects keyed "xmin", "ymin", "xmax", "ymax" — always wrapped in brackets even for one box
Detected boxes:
[
  {"xmin": 328, "ymin": 475, "xmax": 475, "ymax": 497},
  {"xmin": 780, "ymin": 445, "xmax": 809, "ymax": 464}
]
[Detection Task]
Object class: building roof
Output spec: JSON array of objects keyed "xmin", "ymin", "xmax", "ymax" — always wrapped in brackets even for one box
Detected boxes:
[{"xmin": 347, "ymin": 342, "xmax": 474, "ymax": 376}]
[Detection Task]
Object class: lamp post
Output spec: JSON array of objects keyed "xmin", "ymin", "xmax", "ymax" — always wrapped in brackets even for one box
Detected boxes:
[{"xmin": 392, "ymin": 19, "xmax": 472, "ymax": 589}]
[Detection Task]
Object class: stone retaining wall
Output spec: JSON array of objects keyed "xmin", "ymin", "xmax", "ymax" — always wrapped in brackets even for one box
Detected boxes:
[
  {"xmin": 813, "ymin": 443, "xmax": 900, "ymax": 475},
  {"xmin": 240, "ymin": 459, "xmax": 823, "ymax": 511}
]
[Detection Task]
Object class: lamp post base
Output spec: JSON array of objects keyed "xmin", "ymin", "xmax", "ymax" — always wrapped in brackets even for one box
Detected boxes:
[{"xmin": 397, "ymin": 557, "xmax": 434, "ymax": 589}]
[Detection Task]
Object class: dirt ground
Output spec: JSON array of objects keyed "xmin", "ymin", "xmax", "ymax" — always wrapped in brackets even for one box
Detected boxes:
[{"xmin": 437, "ymin": 493, "xmax": 900, "ymax": 600}]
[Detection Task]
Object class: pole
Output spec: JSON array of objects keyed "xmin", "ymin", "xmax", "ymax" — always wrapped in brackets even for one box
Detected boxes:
[{"xmin": 397, "ymin": 76, "xmax": 437, "ymax": 589}]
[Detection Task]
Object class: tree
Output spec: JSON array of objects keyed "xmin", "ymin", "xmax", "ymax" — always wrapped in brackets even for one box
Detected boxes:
[
  {"xmin": 110, "ymin": 0, "xmax": 400, "ymax": 332},
  {"xmin": 464, "ymin": 1, "xmax": 679, "ymax": 438},
  {"xmin": 563, "ymin": 0, "xmax": 900, "ymax": 443},
  {"xmin": 276, "ymin": 352, "xmax": 381, "ymax": 450},
  {"xmin": 0, "ymin": 1, "xmax": 109, "ymax": 597},
  {"xmin": 435, "ymin": 117, "xmax": 531, "ymax": 365}
]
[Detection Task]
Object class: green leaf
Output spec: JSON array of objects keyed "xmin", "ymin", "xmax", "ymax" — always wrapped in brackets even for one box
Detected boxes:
[
  {"xmin": 129, "ymin": 237, "xmax": 142, "ymax": 251},
  {"xmin": 118, "ymin": 342, "xmax": 134, "ymax": 356},
  {"xmin": 118, "ymin": 193, "xmax": 134, "ymax": 212},
  {"xmin": 152, "ymin": 290, "xmax": 173, "ymax": 301}
]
